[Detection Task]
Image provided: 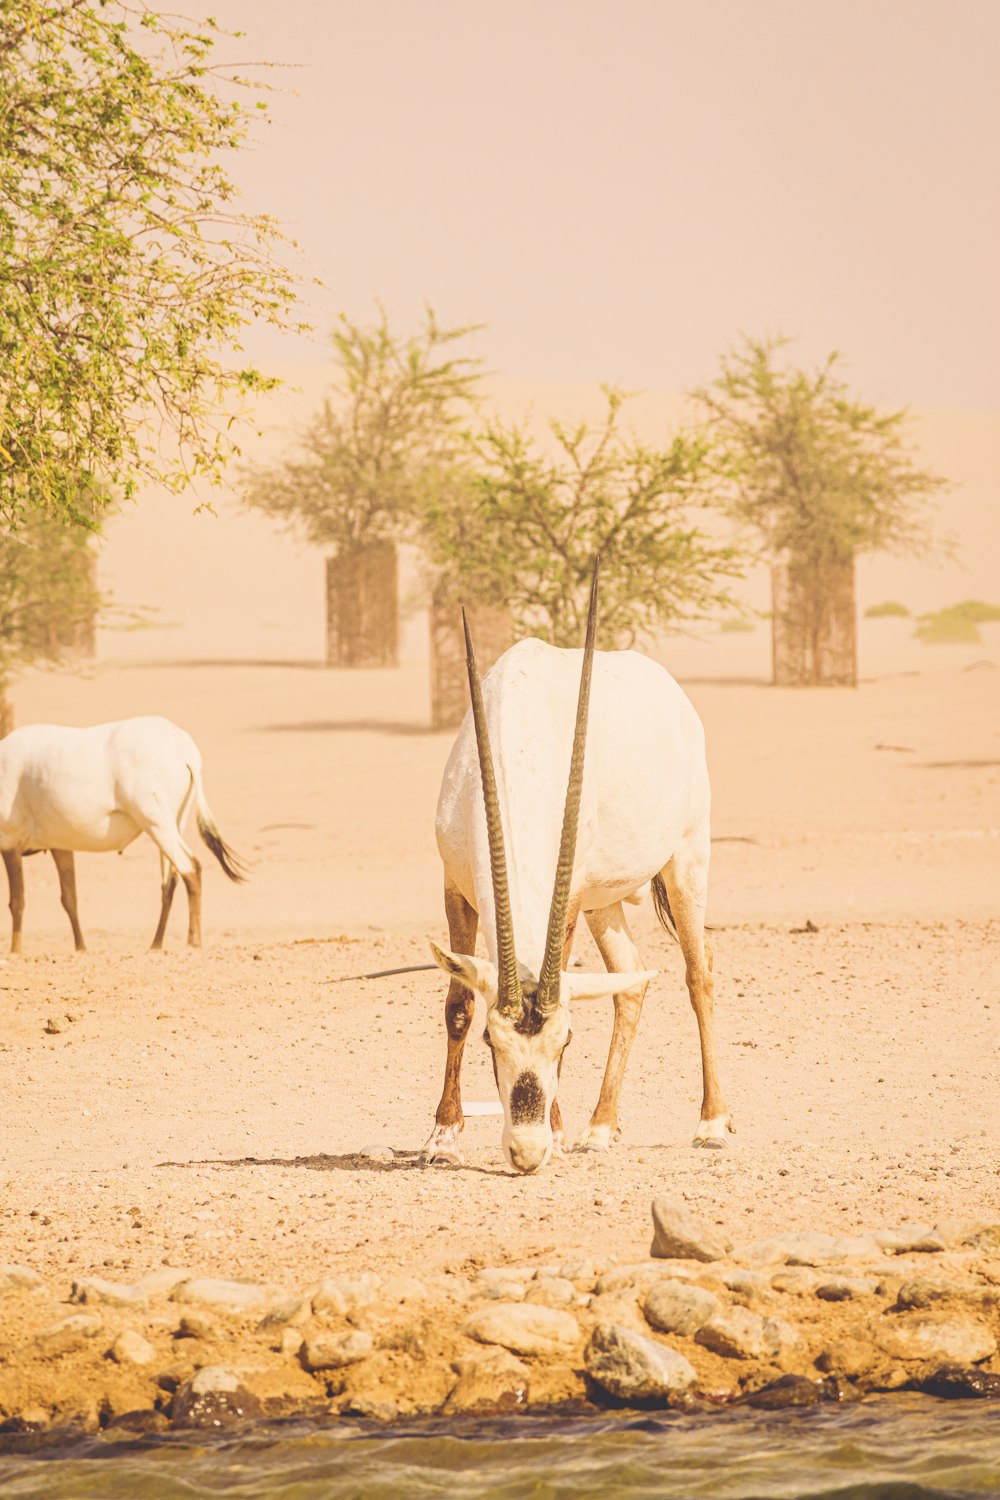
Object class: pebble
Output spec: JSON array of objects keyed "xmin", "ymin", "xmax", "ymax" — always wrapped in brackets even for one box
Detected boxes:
[
  {"xmin": 302, "ymin": 1328, "xmax": 374, "ymax": 1371},
  {"xmin": 524, "ymin": 1277, "xmax": 576, "ymax": 1307},
  {"xmin": 745, "ymin": 1374, "xmax": 823, "ymax": 1409},
  {"xmin": 770, "ymin": 1269, "xmax": 823, "ymax": 1295},
  {"xmin": 644, "ymin": 1279, "xmax": 719, "ymax": 1337},
  {"xmin": 177, "ymin": 1312, "xmax": 223, "ymax": 1341},
  {"xmin": 650, "ymin": 1197, "xmax": 732, "ymax": 1263},
  {"xmin": 110, "ymin": 1330, "xmax": 155, "ymax": 1366},
  {"xmin": 463, "ymin": 1302, "xmax": 580, "ymax": 1356},
  {"xmin": 585, "ymin": 1321, "xmax": 697, "ymax": 1402},
  {"xmin": 475, "ymin": 1280, "xmax": 527, "ymax": 1302},
  {"xmin": 44, "ymin": 1017, "xmax": 65, "ymax": 1035},
  {"xmin": 877, "ymin": 1317, "xmax": 997, "ymax": 1365},
  {"xmin": 695, "ymin": 1306, "xmax": 781, "ymax": 1361}
]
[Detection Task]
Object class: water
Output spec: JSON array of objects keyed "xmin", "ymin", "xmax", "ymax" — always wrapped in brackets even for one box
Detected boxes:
[{"xmin": 1, "ymin": 1398, "xmax": 999, "ymax": 1499}]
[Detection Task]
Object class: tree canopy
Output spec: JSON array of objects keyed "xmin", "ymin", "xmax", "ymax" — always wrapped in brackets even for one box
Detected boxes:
[
  {"xmin": 423, "ymin": 388, "xmax": 742, "ymax": 649},
  {"xmin": 0, "ymin": 0, "xmax": 301, "ymax": 528},
  {"xmin": 692, "ymin": 336, "xmax": 948, "ymax": 565},
  {"xmin": 243, "ymin": 309, "xmax": 482, "ymax": 554}
]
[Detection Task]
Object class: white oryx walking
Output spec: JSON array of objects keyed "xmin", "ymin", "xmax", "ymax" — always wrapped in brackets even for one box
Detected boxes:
[
  {"xmin": 0, "ymin": 716, "xmax": 245, "ymax": 953},
  {"xmin": 423, "ymin": 562, "xmax": 733, "ymax": 1174}
]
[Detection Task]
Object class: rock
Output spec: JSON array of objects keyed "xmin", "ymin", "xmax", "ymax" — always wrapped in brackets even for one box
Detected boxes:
[
  {"xmin": 525, "ymin": 1277, "xmax": 577, "ymax": 1307},
  {"xmin": 766, "ymin": 1317, "xmax": 806, "ymax": 1357},
  {"xmin": 137, "ymin": 1267, "xmax": 190, "ymax": 1298},
  {"xmin": 256, "ymin": 1294, "xmax": 313, "ymax": 1329},
  {"xmin": 965, "ymin": 1224, "xmax": 1000, "ymax": 1253},
  {"xmin": 596, "ymin": 1263, "xmax": 691, "ymax": 1295},
  {"xmin": 44, "ymin": 1016, "xmax": 65, "ymax": 1034},
  {"xmin": 311, "ymin": 1274, "xmax": 378, "ymax": 1318},
  {"xmin": 745, "ymin": 1231, "xmax": 881, "ymax": 1267},
  {"xmin": 816, "ymin": 1338, "xmax": 878, "ymax": 1378},
  {"xmin": 815, "ymin": 1277, "xmax": 878, "ymax": 1302},
  {"xmin": 0, "ymin": 1265, "xmax": 43, "ymax": 1297},
  {"xmin": 896, "ymin": 1278, "xmax": 997, "ymax": 1311},
  {"xmin": 559, "ymin": 1260, "xmax": 601, "ymax": 1285},
  {"xmin": 650, "ymin": 1198, "xmax": 732, "ymax": 1262},
  {"xmin": 171, "ymin": 1367, "xmax": 263, "ymax": 1428},
  {"xmin": 176, "ymin": 1312, "xmax": 223, "ymax": 1341},
  {"xmin": 171, "ymin": 1278, "xmax": 274, "ymax": 1315},
  {"xmin": 745, "ymin": 1374, "xmax": 823, "ymax": 1409},
  {"xmin": 280, "ymin": 1328, "xmax": 303, "ymax": 1358},
  {"xmin": 35, "ymin": 1313, "xmax": 103, "ymax": 1357},
  {"xmin": 916, "ymin": 1363, "xmax": 1000, "ymax": 1399},
  {"xmin": 70, "ymin": 1276, "xmax": 149, "ymax": 1311},
  {"xmin": 302, "ymin": 1329, "xmax": 374, "ymax": 1372},
  {"xmin": 643, "ymin": 1280, "xmax": 719, "ymax": 1337},
  {"xmin": 463, "ymin": 1302, "xmax": 579, "ymax": 1357},
  {"xmin": 695, "ymin": 1306, "xmax": 780, "ymax": 1361},
  {"xmin": 109, "ymin": 1330, "xmax": 155, "ymax": 1366},
  {"xmin": 871, "ymin": 1224, "xmax": 945, "ymax": 1254},
  {"xmin": 444, "ymin": 1352, "xmax": 530, "ymax": 1414},
  {"xmin": 722, "ymin": 1270, "xmax": 771, "ymax": 1300},
  {"xmin": 585, "ymin": 1322, "xmax": 697, "ymax": 1402},
  {"xmin": 477, "ymin": 1266, "xmax": 534, "ymax": 1283},
  {"xmin": 771, "ymin": 1269, "xmax": 822, "ymax": 1295},
  {"xmin": 877, "ymin": 1317, "xmax": 997, "ymax": 1366},
  {"xmin": 475, "ymin": 1280, "xmax": 527, "ymax": 1302},
  {"xmin": 106, "ymin": 1410, "xmax": 170, "ymax": 1433},
  {"xmin": 379, "ymin": 1276, "xmax": 428, "ymax": 1306},
  {"xmin": 356, "ymin": 1144, "xmax": 395, "ymax": 1164}
]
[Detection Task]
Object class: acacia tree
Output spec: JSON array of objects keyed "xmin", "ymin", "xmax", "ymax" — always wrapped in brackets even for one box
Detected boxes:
[
  {"xmin": 244, "ymin": 308, "xmax": 482, "ymax": 666},
  {"xmin": 421, "ymin": 389, "xmax": 741, "ymax": 726},
  {"xmin": 425, "ymin": 388, "xmax": 741, "ymax": 648},
  {"xmin": 0, "ymin": 1, "xmax": 301, "ymax": 527},
  {"xmin": 0, "ymin": 508, "xmax": 102, "ymax": 734},
  {"xmin": 693, "ymin": 337, "xmax": 948, "ymax": 685}
]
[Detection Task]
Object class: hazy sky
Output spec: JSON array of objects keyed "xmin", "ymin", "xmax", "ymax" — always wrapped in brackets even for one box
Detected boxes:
[{"xmin": 202, "ymin": 0, "xmax": 998, "ymax": 409}]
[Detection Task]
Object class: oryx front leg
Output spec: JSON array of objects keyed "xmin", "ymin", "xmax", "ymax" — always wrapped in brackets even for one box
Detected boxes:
[
  {"xmin": 575, "ymin": 902, "xmax": 650, "ymax": 1151},
  {"xmin": 422, "ymin": 886, "xmax": 478, "ymax": 1166},
  {"xmin": 663, "ymin": 840, "xmax": 733, "ymax": 1148},
  {"xmin": 51, "ymin": 850, "xmax": 85, "ymax": 952},
  {"xmin": 3, "ymin": 849, "xmax": 25, "ymax": 956}
]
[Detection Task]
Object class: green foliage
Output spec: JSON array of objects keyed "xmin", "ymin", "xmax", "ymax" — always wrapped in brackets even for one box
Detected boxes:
[
  {"xmin": 915, "ymin": 599, "xmax": 1000, "ymax": 644},
  {"xmin": 423, "ymin": 389, "xmax": 742, "ymax": 648},
  {"xmin": 864, "ymin": 600, "xmax": 911, "ymax": 618},
  {"xmin": 244, "ymin": 309, "xmax": 482, "ymax": 553},
  {"xmin": 0, "ymin": 1, "xmax": 302, "ymax": 526},
  {"xmin": 0, "ymin": 503, "xmax": 102, "ymax": 689},
  {"xmin": 693, "ymin": 336, "xmax": 948, "ymax": 566}
]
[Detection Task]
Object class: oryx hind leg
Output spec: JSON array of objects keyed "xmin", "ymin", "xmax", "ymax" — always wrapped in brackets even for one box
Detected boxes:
[
  {"xmin": 421, "ymin": 885, "xmax": 478, "ymax": 1166},
  {"xmin": 662, "ymin": 827, "xmax": 733, "ymax": 1148},
  {"xmin": 575, "ymin": 901, "xmax": 650, "ymax": 1152},
  {"xmin": 3, "ymin": 849, "xmax": 25, "ymax": 956}
]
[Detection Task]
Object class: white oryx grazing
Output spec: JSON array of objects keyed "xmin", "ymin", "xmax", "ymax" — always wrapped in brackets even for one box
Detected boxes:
[
  {"xmin": 0, "ymin": 716, "xmax": 245, "ymax": 953},
  {"xmin": 423, "ymin": 561, "xmax": 733, "ymax": 1175}
]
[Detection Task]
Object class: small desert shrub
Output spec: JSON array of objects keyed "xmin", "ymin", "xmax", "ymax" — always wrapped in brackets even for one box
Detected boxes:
[
  {"xmin": 864, "ymin": 600, "xmax": 910, "ymax": 618},
  {"xmin": 915, "ymin": 600, "xmax": 1000, "ymax": 644}
]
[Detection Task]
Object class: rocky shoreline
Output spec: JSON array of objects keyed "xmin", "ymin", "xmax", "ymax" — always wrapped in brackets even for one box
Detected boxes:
[{"xmin": 1, "ymin": 1199, "xmax": 998, "ymax": 1443}]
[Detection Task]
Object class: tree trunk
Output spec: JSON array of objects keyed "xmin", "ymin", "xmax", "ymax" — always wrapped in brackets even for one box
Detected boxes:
[
  {"xmin": 771, "ymin": 555, "xmax": 857, "ymax": 686},
  {"xmin": 325, "ymin": 542, "xmax": 399, "ymax": 667},
  {"xmin": 430, "ymin": 589, "xmax": 514, "ymax": 730},
  {"xmin": 0, "ymin": 687, "xmax": 12, "ymax": 738}
]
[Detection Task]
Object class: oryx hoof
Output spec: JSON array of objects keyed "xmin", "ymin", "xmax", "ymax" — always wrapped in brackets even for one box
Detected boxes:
[
  {"xmin": 692, "ymin": 1115, "xmax": 734, "ymax": 1149},
  {"xmin": 420, "ymin": 1124, "xmax": 464, "ymax": 1166},
  {"xmin": 573, "ymin": 1123, "xmax": 616, "ymax": 1153},
  {"xmin": 551, "ymin": 1130, "xmax": 568, "ymax": 1161}
]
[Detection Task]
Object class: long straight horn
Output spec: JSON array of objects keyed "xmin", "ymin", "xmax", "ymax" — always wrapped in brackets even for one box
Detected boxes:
[
  {"xmin": 463, "ymin": 608, "xmax": 523, "ymax": 1016},
  {"xmin": 536, "ymin": 557, "xmax": 601, "ymax": 1014}
]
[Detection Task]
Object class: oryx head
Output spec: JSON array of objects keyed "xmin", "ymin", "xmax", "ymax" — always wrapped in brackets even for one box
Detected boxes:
[{"xmin": 431, "ymin": 560, "xmax": 654, "ymax": 1174}]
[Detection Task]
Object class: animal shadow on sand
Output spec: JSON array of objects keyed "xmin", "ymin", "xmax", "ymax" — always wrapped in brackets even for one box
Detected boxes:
[{"xmin": 156, "ymin": 1150, "xmax": 513, "ymax": 1179}]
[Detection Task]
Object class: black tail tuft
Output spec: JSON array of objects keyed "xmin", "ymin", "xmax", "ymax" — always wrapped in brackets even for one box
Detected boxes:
[
  {"xmin": 651, "ymin": 873, "xmax": 679, "ymax": 943},
  {"xmin": 197, "ymin": 813, "xmax": 249, "ymax": 883}
]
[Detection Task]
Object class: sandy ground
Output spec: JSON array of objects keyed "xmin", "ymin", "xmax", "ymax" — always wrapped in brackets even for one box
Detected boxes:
[{"xmin": 1, "ymin": 640, "xmax": 997, "ymax": 1291}]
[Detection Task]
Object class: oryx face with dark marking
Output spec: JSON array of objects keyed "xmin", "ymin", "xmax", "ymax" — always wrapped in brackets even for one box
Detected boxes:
[{"xmin": 430, "ymin": 561, "xmax": 654, "ymax": 1174}]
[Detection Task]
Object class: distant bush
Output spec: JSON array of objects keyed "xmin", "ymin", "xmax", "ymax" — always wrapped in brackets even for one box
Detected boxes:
[
  {"xmin": 864, "ymin": 600, "xmax": 910, "ymax": 618},
  {"xmin": 915, "ymin": 600, "xmax": 1000, "ymax": 644},
  {"xmin": 719, "ymin": 617, "xmax": 756, "ymax": 633}
]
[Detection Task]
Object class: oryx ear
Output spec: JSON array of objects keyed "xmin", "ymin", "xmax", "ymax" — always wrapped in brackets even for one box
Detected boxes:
[
  {"xmin": 563, "ymin": 969, "xmax": 657, "ymax": 1002},
  {"xmin": 429, "ymin": 941, "xmax": 499, "ymax": 1000}
]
